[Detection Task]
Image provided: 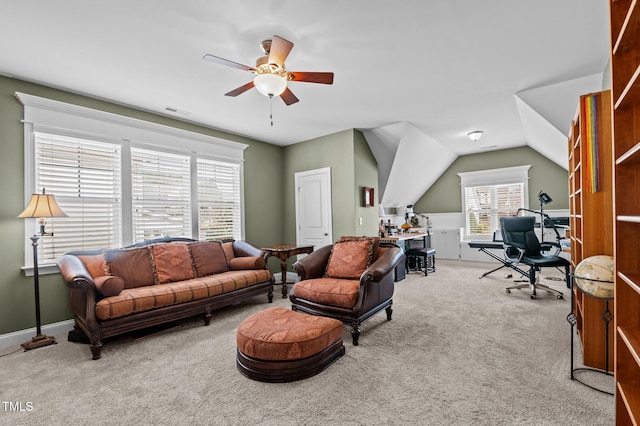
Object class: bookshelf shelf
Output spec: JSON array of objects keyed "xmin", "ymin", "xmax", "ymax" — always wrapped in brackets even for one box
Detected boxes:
[{"xmin": 611, "ymin": 0, "xmax": 640, "ymax": 422}]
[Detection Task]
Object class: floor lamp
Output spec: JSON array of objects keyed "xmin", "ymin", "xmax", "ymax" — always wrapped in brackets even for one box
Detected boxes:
[
  {"xmin": 537, "ymin": 191, "xmax": 553, "ymax": 243},
  {"xmin": 18, "ymin": 189, "xmax": 67, "ymax": 351}
]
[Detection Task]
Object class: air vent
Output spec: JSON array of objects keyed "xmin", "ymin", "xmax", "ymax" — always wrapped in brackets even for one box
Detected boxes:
[{"xmin": 163, "ymin": 106, "xmax": 192, "ymax": 116}]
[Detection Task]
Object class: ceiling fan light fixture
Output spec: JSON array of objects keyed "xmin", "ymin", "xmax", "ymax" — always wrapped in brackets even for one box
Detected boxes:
[
  {"xmin": 253, "ymin": 73, "xmax": 287, "ymax": 97},
  {"xmin": 467, "ymin": 130, "xmax": 484, "ymax": 142}
]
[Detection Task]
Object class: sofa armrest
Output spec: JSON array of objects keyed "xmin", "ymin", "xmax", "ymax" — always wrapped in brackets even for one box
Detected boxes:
[
  {"xmin": 57, "ymin": 255, "xmax": 100, "ymax": 320},
  {"xmin": 233, "ymin": 240, "xmax": 269, "ymax": 265},
  {"xmin": 57, "ymin": 255, "xmax": 97, "ymax": 291},
  {"xmin": 362, "ymin": 246, "xmax": 405, "ymax": 283},
  {"xmin": 292, "ymin": 244, "xmax": 333, "ymax": 280}
]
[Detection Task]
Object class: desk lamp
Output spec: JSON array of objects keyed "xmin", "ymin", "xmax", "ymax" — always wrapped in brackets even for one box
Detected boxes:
[{"xmin": 18, "ymin": 189, "xmax": 67, "ymax": 351}]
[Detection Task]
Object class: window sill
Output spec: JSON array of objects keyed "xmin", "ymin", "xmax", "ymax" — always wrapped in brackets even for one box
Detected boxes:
[{"xmin": 21, "ymin": 264, "xmax": 60, "ymax": 277}]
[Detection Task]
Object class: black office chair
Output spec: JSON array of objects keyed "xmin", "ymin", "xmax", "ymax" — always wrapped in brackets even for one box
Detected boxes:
[{"xmin": 500, "ymin": 216, "xmax": 569, "ymax": 299}]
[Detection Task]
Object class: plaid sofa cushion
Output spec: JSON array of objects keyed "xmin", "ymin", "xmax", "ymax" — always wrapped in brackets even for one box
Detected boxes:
[{"xmin": 95, "ymin": 269, "xmax": 272, "ymax": 320}]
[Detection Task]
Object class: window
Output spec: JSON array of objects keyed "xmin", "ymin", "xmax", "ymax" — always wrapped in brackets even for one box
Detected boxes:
[
  {"xmin": 131, "ymin": 147, "xmax": 191, "ymax": 242},
  {"xmin": 197, "ymin": 158, "xmax": 242, "ymax": 240},
  {"xmin": 464, "ymin": 183, "xmax": 524, "ymax": 237},
  {"xmin": 35, "ymin": 132, "xmax": 122, "ymax": 263},
  {"xmin": 458, "ymin": 166, "xmax": 530, "ymax": 240},
  {"xmin": 18, "ymin": 92, "xmax": 247, "ymax": 270}
]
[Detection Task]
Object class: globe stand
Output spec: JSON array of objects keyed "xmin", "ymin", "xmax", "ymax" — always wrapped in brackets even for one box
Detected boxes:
[{"xmin": 567, "ymin": 272, "xmax": 614, "ymax": 396}]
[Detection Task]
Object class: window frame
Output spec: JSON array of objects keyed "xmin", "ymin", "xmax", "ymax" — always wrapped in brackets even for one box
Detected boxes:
[
  {"xmin": 17, "ymin": 92, "xmax": 247, "ymax": 274},
  {"xmin": 458, "ymin": 165, "xmax": 531, "ymax": 241}
]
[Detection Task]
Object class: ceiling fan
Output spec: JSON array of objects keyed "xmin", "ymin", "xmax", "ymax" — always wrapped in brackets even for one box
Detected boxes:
[{"xmin": 203, "ymin": 35, "xmax": 334, "ymax": 106}]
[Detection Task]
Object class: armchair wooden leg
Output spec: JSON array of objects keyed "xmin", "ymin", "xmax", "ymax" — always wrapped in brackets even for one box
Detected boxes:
[
  {"xmin": 350, "ymin": 324, "xmax": 361, "ymax": 346},
  {"xmin": 385, "ymin": 306, "xmax": 393, "ymax": 321}
]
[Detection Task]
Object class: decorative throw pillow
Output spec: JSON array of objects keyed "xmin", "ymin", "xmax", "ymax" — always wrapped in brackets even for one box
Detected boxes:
[
  {"xmin": 93, "ymin": 275, "xmax": 125, "ymax": 297},
  {"xmin": 189, "ymin": 241, "xmax": 228, "ymax": 277},
  {"xmin": 222, "ymin": 241, "xmax": 235, "ymax": 263},
  {"xmin": 339, "ymin": 236, "xmax": 380, "ymax": 261},
  {"xmin": 229, "ymin": 256, "xmax": 265, "ymax": 270},
  {"xmin": 105, "ymin": 247, "xmax": 155, "ymax": 289},
  {"xmin": 151, "ymin": 243, "xmax": 196, "ymax": 284},
  {"xmin": 325, "ymin": 239, "xmax": 374, "ymax": 279}
]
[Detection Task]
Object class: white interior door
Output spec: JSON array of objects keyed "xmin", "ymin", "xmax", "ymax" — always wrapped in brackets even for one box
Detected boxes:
[{"xmin": 295, "ymin": 167, "xmax": 333, "ymax": 249}]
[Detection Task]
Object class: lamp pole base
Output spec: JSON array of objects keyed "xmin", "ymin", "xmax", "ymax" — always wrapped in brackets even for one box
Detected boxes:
[{"xmin": 21, "ymin": 334, "xmax": 57, "ymax": 351}]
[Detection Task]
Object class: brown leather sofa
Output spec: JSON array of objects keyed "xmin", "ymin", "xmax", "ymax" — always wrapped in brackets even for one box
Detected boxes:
[
  {"xmin": 57, "ymin": 237, "xmax": 274, "ymax": 359},
  {"xmin": 290, "ymin": 237, "xmax": 405, "ymax": 345}
]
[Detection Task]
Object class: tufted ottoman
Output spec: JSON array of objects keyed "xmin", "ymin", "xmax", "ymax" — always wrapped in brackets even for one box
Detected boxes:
[{"xmin": 236, "ymin": 306, "xmax": 345, "ymax": 382}]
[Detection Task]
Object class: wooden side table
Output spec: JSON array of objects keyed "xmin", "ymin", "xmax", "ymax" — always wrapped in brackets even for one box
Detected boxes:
[{"xmin": 262, "ymin": 244, "xmax": 314, "ymax": 298}]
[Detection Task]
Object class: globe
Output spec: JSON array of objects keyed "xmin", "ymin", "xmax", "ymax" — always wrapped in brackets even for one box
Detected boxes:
[{"xmin": 574, "ymin": 255, "xmax": 615, "ymax": 299}]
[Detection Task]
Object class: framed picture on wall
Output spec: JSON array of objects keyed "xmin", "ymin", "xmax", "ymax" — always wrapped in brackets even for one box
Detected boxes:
[{"xmin": 363, "ymin": 187, "xmax": 374, "ymax": 207}]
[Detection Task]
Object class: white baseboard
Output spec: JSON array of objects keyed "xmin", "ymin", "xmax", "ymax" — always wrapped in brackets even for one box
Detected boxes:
[{"xmin": 0, "ymin": 320, "xmax": 75, "ymax": 349}]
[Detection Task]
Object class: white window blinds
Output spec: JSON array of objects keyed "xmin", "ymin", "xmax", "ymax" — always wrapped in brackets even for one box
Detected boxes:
[
  {"xmin": 34, "ymin": 132, "xmax": 122, "ymax": 263},
  {"xmin": 458, "ymin": 166, "xmax": 530, "ymax": 240},
  {"xmin": 464, "ymin": 183, "xmax": 524, "ymax": 237},
  {"xmin": 131, "ymin": 147, "xmax": 192, "ymax": 243},
  {"xmin": 197, "ymin": 158, "xmax": 242, "ymax": 240}
]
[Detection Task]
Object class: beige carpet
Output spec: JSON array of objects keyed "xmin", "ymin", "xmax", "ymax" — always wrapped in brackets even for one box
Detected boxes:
[{"xmin": 0, "ymin": 260, "xmax": 614, "ymax": 425}]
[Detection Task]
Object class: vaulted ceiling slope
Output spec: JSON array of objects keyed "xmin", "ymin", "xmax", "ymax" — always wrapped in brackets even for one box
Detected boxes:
[
  {"xmin": 0, "ymin": 1, "xmax": 610, "ymax": 206},
  {"xmin": 370, "ymin": 72, "xmax": 606, "ymax": 209}
]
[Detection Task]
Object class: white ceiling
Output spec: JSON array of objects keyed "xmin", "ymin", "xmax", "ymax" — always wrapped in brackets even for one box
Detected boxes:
[{"xmin": 0, "ymin": 1, "xmax": 610, "ymax": 206}]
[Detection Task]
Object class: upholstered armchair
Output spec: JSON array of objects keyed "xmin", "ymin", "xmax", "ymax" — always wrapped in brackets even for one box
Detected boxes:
[{"xmin": 290, "ymin": 237, "xmax": 405, "ymax": 345}]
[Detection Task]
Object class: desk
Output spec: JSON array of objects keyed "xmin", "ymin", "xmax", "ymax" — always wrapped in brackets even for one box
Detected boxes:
[
  {"xmin": 381, "ymin": 232, "xmax": 430, "ymax": 251},
  {"xmin": 382, "ymin": 233, "xmax": 431, "ymax": 278},
  {"xmin": 262, "ymin": 244, "xmax": 314, "ymax": 298}
]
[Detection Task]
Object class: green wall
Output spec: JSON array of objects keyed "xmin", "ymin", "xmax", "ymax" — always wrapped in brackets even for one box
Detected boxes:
[
  {"xmin": 0, "ymin": 75, "xmax": 284, "ymax": 335},
  {"xmin": 282, "ymin": 129, "xmax": 378, "ymax": 244},
  {"xmin": 413, "ymin": 146, "xmax": 569, "ymax": 213},
  {"xmin": 353, "ymin": 130, "xmax": 379, "ymax": 235}
]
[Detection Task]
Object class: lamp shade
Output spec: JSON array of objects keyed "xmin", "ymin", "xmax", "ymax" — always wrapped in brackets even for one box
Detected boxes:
[
  {"xmin": 18, "ymin": 191, "xmax": 67, "ymax": 218},
  {"xmin": 253, "ymin": 73, "xmax": 287, "ymax": 97}
]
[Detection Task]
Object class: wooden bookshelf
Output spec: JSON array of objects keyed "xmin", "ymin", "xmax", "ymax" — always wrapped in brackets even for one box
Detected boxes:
[
  {"xmin": 567, "ymin": 90, "xmax": 614, "ymax": 371},
  {"xmin": 610, "ymin": 0, "xmax": 640, "ymax": 423}
]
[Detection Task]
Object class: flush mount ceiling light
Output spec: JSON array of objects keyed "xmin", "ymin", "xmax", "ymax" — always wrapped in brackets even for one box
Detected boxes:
[{"xmin": 467, "ymin": 130, "xmax": 484, "ymax": 142}]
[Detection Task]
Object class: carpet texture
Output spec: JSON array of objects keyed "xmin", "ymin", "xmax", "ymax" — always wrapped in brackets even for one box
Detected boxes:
[{"xmin": 0, "ymin": 260, "xmax": 614, "ymax": 425}]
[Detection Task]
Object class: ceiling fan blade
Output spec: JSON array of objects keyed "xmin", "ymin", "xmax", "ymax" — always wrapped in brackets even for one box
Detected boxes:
[
  {"xmin": 225, "ymin": 81, "xmax": 255, "ymax": 97},
  {"xmin": 287, "ymin": 71, "xmax": 334, "ymax": 85},
  {"xmin": 203, "ymin": 54, "xmax": 254, "ymax": 72},
  {"xmin": 280, "ymin": 87, "xmax": 299, "ymax": 106},
  {"xmin": 268, "ymin": 35, "xmax": 294, "ymax": 68}
]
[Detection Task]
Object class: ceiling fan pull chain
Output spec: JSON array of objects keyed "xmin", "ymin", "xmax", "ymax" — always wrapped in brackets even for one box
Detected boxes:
[{"xmin": 269, "ymin": 94, "xmax": 274, "ymax": 126}]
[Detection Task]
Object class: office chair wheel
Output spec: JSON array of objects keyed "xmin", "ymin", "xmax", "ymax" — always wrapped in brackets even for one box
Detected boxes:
[
  {"xmin": 557, "ymin": 295, "xmax": 563, "ymax": 299},
  {"xmin": 530, "ymin": 294, "xmax": 536, "ymax": 299},
  {"xmin": 506, "ymin": 289, "xmax": 511, "ymax": 293}
]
